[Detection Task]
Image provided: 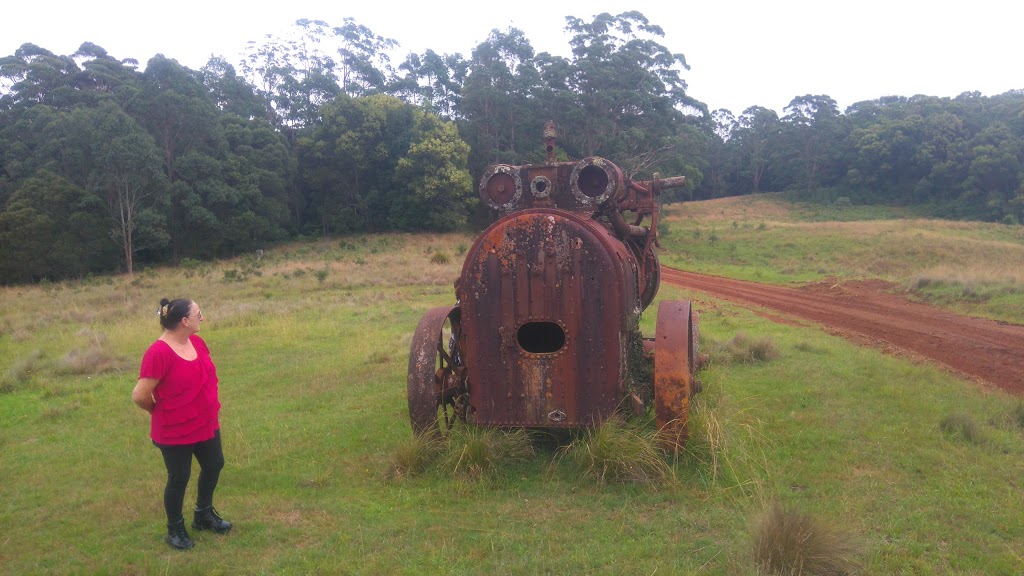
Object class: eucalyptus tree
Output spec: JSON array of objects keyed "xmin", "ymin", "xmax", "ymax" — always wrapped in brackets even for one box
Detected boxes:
[
  {"xmin": 731, "ymin": 106, "xmax": 781, "ymax": 194},
  {"xmin": 70, "ymin": 42, "xmax": 141, "ymax": 107},
  {"xmin": 459, "ymin": 27, "xmax": 542, "ymax": 175},
  {"xmin": 962, "ymin": 123, "xmax": 1022, "ymax": 220},
  {"xmin": 779, "ymin": 94, "xmax": 848, "ymax": 198},
  {"xmin": 392, "ymin": 49, "xmax": 468, "ymax": 119},
  {"xmin": 540, "ymin": 11, "xmax": 704, "ymax": 168},
  {"xmin": 333, "ymin": 17, "xmax": 398, "ymax": 97},
  {"xmin": 128, "ymin": 55, "xmax": 218, "ymax": 184},
  {"xmin": 240, "ymin": 19, "xmax": 343, "ymax": 128},
  {"xmin": 693, "ymin": 109, "xmax": 736, "ymax": 200},
  {"xmin": 0, "ymin": 170, "xmax": 115, "ymax": 282},
  {"xmin": 200, "ymin": 56, "xmax": 270, "ymax": 120},
  {"xmin": 90, "ymin": 103, "xmax": 169, "ymax": 274},
  {"xmin": 0, "ymin": 43, "xmax": 80, "ymax": 109}
]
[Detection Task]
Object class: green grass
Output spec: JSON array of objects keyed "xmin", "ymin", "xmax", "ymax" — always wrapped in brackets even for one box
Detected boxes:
[
  {"xmin": 1, "ymin": 214, "xmax": 1023, "ymax": 573},
  {"xmin": 660, "ymin": 194, "xmax": 1024, "ymax": 323}
]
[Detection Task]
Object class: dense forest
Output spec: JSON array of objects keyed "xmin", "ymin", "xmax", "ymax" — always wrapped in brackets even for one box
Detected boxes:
[{"xmin": 1, "ymin": 12, "xmax": 1022, "ymax": 282}]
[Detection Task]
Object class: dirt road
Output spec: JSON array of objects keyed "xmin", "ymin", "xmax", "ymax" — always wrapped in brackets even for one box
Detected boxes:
[{"xmin": 661, "ymin": 268, "xmax": 1024, "ymax": 395}]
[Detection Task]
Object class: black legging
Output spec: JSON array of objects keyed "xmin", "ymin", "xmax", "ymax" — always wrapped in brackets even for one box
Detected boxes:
[{"xmin": 154, "ymin": 429, "xmax": 224, "ymax": 523}]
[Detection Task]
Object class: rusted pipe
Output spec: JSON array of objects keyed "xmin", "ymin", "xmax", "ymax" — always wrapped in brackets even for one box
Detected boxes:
[
  {"xmin": 608, "ymin": 207, "xmax": 649, "ymax": 239},
  {"xmin": 637, "ymin": 175, "xmax": 686, "ymax": 191}
]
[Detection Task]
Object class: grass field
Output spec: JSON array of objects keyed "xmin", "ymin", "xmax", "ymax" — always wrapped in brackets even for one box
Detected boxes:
[{"xmin": 1, "ymin": 198, "xmax": 1023, "ymax": 574}]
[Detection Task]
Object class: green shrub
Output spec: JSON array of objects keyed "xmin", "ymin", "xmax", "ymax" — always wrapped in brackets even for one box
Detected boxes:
[
  {"xmin": 430, "ymin": 251, "xmax": 451, "ymax": 265},
  {"xmin": 179, "ymin": 258, "xmax": 206, "ymax": 278}
]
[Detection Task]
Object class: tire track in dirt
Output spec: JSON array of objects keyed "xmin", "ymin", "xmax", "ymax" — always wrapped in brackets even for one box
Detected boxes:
[{"xmin": 661, "ymin": 267, "xmax": 1024, "ymax": 394}]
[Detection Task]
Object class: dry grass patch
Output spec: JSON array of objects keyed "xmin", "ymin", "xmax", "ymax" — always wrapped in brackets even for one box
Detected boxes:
[
  {"xmin": 57, "ymin": 328, "xmax": 130, "ymax": 375},
  {"xmin": 2, "ymin": 349, "xmax": 44, "ymax": 392},
  {"xmin": 664, "ymin": 194, "xmax": 795, "ymax": 223},
  {"xmin": 753, "ymin": 502, "xmax": 861, "ymax": 576}
]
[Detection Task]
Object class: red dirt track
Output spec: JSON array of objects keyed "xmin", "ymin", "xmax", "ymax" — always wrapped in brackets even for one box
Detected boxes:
[{"xmin": 661, "ymin": 268, "xmax": 1024, "ymax": 395}]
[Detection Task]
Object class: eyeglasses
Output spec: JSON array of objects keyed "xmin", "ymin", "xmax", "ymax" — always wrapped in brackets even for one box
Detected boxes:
[{"xmin": 189, "ymin": 310, "xmax": 204, "ymax": 320}]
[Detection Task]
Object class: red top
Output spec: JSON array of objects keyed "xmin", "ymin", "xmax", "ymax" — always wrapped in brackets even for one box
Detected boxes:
[{"xmin": 139, "ymin": 334, "xmax": 221, "ymax": 445}]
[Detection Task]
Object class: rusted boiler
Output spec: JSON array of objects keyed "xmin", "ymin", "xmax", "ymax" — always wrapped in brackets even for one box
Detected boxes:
[{"xmin": 408, "ymin": 123, "xmax": 700, "ymax": 448}]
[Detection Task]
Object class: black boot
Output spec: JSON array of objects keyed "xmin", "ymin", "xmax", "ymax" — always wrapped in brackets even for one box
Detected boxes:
[
  {"xmin": 192, "ymin": 506, "xmax": 232, "ymax": 534},
  {"xmin": 165, "ymin": 519, "xmax": 194, "ymax": 550}
]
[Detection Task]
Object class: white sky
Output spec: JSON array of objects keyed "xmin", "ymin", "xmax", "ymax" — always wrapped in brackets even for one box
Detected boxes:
[{"xmin": 2, "ymin": 0, "xmax": 1020, "ymax": 116}]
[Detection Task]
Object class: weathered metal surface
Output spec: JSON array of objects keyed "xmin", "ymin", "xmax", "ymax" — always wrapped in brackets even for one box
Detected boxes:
[
  {"xmin": 457, "ymin": 209, "xmax": 636, "ymax": 427},
  {"xmin": 408, "ymin": 122, "xmax": 701, "ymax": 444},
  {"xmin": 407, "ymin": 306, "xmax": 467, "ymax": 434},
  {"xmin": 654, "ymin": 300, "xmax": 695, "ymax": 453}
]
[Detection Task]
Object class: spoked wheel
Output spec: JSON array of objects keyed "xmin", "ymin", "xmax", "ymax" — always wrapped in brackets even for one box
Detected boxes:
[
  {"xmin": 653, "ymin": 300, "xmax": 696, "ymax": 455},
  {"xmin": 407, "ymin": 306, "xmax": 470, "ymax": 435}
]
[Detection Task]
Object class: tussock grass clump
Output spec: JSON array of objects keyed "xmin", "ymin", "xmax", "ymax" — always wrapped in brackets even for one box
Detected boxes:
[
  {"xmin": 365, "ymin": 350, "xmax": 393, "ymax": 364},
  {"xmin": 561, "ymin": 417, "xmax": 671, "ymax": 485},
  {"xmin": 682, "ymin": 391, "xmax": 769, "ymax": 497},
  {"xmin": 940, "ymin": 412, "xmax": 986, "ymax": 444},
  {"xmin": 1012, "ymin": 402, "xmax": 1024, "ymax": 430},
  {"xmin": 388, "ymin": 430, "xmax": 444, "ymax": 479},
  {"xmin": 58, "ymin": 329, "xmax": 128, "ymax": 375},
  {"xmin": 753, "ymin": 502, "xmax": 861, "ymax": 576},
  {"xmin": 2, "ymin": 349, "xmax": 44, "ymax": 392},
  {"xmin": 40, "ymin": 402, "xmax": 81, "ymax": 419},
  {"xmin": 444, "ymin": 426, "xmax": 534, "ymax": 479},
  {"xmin": 429, "ymin": 251, "xmax": 451, "ymax": 265},
  {"xmin": 711, "ymin": 332, "xmax": 781, "ymax": 365}
]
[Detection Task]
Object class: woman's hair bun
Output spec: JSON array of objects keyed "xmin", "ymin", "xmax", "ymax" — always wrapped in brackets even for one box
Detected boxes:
[{"xmin": 159, "ymin": 298, "xmax": 170, "ymax": 307}]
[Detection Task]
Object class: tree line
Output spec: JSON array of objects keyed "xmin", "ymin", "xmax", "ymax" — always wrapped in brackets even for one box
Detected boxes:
[{"xmin": 1, "ymin": 11, "xmax": 1022, "ymax": 283}]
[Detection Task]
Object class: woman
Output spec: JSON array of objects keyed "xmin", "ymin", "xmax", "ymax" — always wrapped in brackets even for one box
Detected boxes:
[{"xmin": 132, "ymin": 298, "xmax": 232, "ymax": 550}]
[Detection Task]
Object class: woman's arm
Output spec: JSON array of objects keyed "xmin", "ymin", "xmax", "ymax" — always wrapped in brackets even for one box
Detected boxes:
[{"xmin": 132, "ymin": 378, "xmax": 158, "ymax": 413}]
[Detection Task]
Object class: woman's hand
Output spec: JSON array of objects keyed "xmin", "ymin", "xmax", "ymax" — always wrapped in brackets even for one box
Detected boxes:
[{"xmin": 132, "ymin": 378, "xmax": 158, "ymax": 413}]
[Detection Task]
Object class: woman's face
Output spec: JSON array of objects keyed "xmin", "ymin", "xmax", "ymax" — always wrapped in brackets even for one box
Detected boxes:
[{"xmin": 182, "ymin": 302, "xmax": 204, "ymax": 333}]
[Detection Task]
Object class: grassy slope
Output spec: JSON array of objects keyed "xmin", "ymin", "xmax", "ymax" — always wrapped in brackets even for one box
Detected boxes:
[
  {"xmin": 660, "ymin": 194, "xmax": 1024, "ymax": 324},
  {"xmin": 1, "ymin": 205, "xmax": 1023, "ymax": 574}
]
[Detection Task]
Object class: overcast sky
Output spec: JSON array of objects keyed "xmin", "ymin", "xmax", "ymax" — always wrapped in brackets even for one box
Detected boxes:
[{"xmin": 2, "ymin": 0, "xmax": 1020, "ymax": 116}]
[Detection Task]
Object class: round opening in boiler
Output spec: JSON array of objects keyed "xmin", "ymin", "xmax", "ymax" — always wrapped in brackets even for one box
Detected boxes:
[
  {"xmin": 518, "ymin": 322, "xmax": 566, "ymax": 354},
  {"xmin": 578, "ymin": 165, "xmax": 609, "ymax": 198}
]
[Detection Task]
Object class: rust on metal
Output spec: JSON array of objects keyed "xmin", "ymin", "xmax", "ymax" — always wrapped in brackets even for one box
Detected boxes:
[
  {"xmin": 654, "ymin": 300, "xmax": 694, "ymax": 454},
  {"xmin": 408, "ymin": 121, "xmax": 700, "ymax": 446},
  {"xmin": 407, "ymin": 306, "xmax": 468, "ymax": 434}
]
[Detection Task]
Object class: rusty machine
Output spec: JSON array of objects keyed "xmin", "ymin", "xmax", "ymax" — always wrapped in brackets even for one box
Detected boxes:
[{"xmin": 407, "ymin": 122, "xmax": 700, "ymax": 449}]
